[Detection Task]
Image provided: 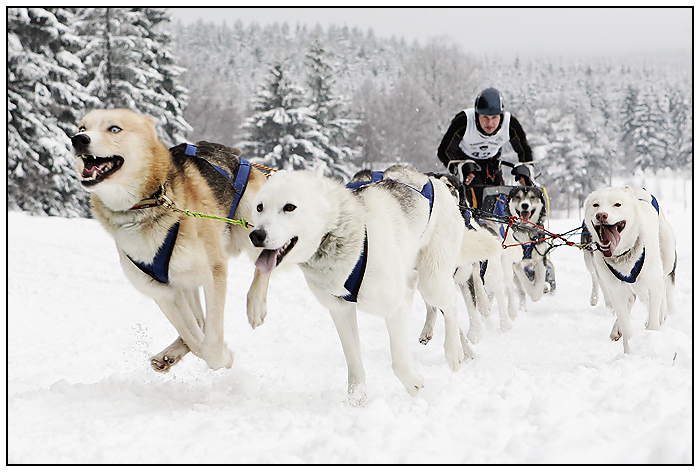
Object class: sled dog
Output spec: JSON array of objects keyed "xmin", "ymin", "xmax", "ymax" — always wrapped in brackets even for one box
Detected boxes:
[
  {"xmin": 583, "ymin": 186, "xmax": 676, "ymax": 353},
  {"xmin": 249, "ymin": 165, "xmax": 489, "ymax": 404},
  {"xmin": 506, "ymin": 186, "xmax": 549, "ymax": 303},
  {"xmin": 71, "ymin": 109, "xmax": 270, "ymax": 372},
  {"xmin": 417, "ymin": 174, "xmax": 510, "ymax": 346}
]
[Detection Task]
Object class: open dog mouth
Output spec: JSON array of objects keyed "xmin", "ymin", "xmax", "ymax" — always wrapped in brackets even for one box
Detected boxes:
[
  {"xmin": 78, "ymin": 154, "xmax": 124, "ymax": 186},
  {"xmin": 517, "ymin": 209, "xmax": 531, "ymax": 221},
  {"xmin": 254, "ymin": 236, "xmax": 298, "ymax": 274},
  {"xmin": 594, "ymin": 221, "xmax": 626, "ymax": 257}
]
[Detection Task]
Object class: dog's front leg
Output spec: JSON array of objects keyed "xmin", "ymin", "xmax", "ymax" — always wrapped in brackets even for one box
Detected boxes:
[
  {"xmin": 645, "ymin": 286, "xmax": 664, "ymax": 331},
  {"xmin": 199, "ymin": 261, "xmax": 234, "ymax": 370},
  {"xmin": 608, "ymin": 288, "xmax": 634, "ymax": 354},
  {"xmin": 530, "ymin": 257, "xmax": 547, "ymax": 302},
  {"xmin": 329, "ymin": 304, "xmax": 367, "ymax": 406},
  {"xmin": 247, "ymin": 268, "xmax": 271, "ymax": 329}
]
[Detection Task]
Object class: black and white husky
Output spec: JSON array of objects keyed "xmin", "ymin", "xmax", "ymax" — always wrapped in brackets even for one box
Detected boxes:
[{"xmin": 506, "ymin": 186, "xmax": 550, "ymax": 304}]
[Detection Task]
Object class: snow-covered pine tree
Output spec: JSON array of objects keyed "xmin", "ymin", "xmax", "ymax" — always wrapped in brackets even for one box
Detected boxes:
[
  {"xmin": 305, "ymin": 38, "xmax": 359, "ymax": 180},
  {"xmin": 240, "ymin": 62, "xmax": 322, "ymax": 172},
  {"xmin": 666, "ymin": 88, "xmax": 692, "ymax": 171},
  {"xmin": 8, "ymin": 7, "xmax": 100, "ymax": 217},
  {"xmin": 629, "ymin": 87, "xmax": 667, "ymax": 171},
  {"xmin": 75, "ymin": 8, "xmax": 191, "ymax": 146}
]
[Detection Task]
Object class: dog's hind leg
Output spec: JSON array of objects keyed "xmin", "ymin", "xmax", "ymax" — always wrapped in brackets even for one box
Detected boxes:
[
  {"xmin": 419, "ymin": 303, "xmax": 438, "ymax": 345},
  {"xmin": 385, "ymin": 305, "xmax": 425, "ymax": 396},
  {"xmin": 150, "ymin": 289, "xmax": 204, "ymax": 372},
  {"xmin": 154, "ymin": 289, "xmax": 206, "ymax": 362},
  {"xmin": 419, "ymin": 274, "xmax": 463, "ymax": 372},
  {"xmin": 460, "ymin": 274, "xmax": 483, "ymax": 344},
  {"xmin": 329, "ymin": 304, "xmax": 367, "ymax": 406}
]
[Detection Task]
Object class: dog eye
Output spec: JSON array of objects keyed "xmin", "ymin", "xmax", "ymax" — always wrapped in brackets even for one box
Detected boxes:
[
  {"xmin": 283, "ymin": 203, "xmax": 296, "ymax": 212},
  {"xmin": 109, "ymin": 126, "xmax": 122, "ymax": 134},
  {"xmin": 614, "ymin": 202, "xmax": 621, "ymax": 207},
  {"xmin": 78, "ymin": 126, "xmax": 86, "ymax": 132},
  {"xmin": 256, "ymin": 203, "xmax": 263, "ymax": 213},
  {"xmin": 592, "ymin": 203, "xmax": 599, "ymax": 208}
]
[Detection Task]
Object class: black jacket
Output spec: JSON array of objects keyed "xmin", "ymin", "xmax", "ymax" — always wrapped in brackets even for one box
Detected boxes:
[{"xmin": 437, "ymin": 111, "xmax": 533, "ymax": 168}]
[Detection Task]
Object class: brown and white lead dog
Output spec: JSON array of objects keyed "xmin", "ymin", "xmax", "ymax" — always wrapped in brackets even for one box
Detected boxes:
[{"xmin": 71, "ymin": 109, "xmax": 270, "ymax": 372}]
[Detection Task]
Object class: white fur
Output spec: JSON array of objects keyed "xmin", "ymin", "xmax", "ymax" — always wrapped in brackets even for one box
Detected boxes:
[
  {"xmin": 583, "ymin": 186, "xmax": 676, "ymax": 353},
  {"xmin": 249, "ymin": 166, "xmax": 469, "ymax": 404}
]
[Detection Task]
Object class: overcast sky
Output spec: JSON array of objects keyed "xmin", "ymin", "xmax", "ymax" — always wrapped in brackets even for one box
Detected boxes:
[{"xmin": 168, "ymin": 7, "xmax": 692, "ymax": 58}]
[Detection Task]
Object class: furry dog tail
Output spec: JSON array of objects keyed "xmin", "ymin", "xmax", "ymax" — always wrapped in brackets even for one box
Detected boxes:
[{"xmin": 458, "ymin": 227, "xmax": 502, "ymax": 267}]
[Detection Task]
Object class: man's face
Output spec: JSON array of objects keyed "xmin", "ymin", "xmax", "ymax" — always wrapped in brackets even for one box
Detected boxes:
[{"xmin": 478, "ymin": 114, "xmax": 501, "ymax": 135}]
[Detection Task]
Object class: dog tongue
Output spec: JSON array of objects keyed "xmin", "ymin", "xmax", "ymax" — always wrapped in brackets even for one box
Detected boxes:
[
  {"xmin": 520, "ymin": 211, "xmax": 531, "ymax": 221},
  {"xmin": 82, "ymin": 162, "xmax": 106, "ymax": 178},
  {"xmin": 255, "ymin": 249, "xmax": 279, "ymax": 274},
  {"xmin": 599, "ymin": 225, "xmax": 621, "ymax": 257}
]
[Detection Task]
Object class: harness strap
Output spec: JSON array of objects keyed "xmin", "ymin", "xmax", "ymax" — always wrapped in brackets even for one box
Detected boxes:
[
  {"xmin": 127, "ymin": 221, "xmax": 180, "ymax": 284},
  {"xmin": 184, "ymin": 144, "xmax": 251, "ymax": 223},
  {"xmin": 342, "ymin": 229, "xmax": 368, "ymax": 303},
  {"xmin": 340, "ymin": 172, "xmax": 434, "ymax": 302},
  {"xmin": 129, "ymin": 144, "xmax": 252, "ymax": 284},
  {"xmin": 605, "ymin": 248, "xmax": 645, "ymax": 284}
]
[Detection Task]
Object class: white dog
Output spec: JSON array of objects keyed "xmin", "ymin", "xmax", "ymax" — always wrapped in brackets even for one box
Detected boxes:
[
  {"xmin": 583, "ymin": 186, "xmax": 676, "ymax": 353},
  {"xmin": 249, "ymin": 165, "xmax": 491, "ymax": 404}
]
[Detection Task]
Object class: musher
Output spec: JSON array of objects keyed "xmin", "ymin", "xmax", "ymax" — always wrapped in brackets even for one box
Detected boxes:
[{"xmin": 437, "ymin": 87, "xmax": 534, "ymax": 208}]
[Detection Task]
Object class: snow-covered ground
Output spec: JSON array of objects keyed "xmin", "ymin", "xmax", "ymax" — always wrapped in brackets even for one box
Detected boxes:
[{"xmin": 7, "ymin": 179, "xmax": 692, "ymax": 464}]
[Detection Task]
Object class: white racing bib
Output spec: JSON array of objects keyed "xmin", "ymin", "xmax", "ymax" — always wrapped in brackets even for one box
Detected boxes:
[{"xmin": 458, "ymin": 108, "xmax": 511, "ymax": 159}]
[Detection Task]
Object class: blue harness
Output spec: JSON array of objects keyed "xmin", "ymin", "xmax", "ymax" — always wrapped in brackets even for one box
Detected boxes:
[
  {"xmin": 341, "ymin": 171, "xmax": 435, "ymax": 302},
  {"xmin": 128, "ymin": 144, "xmax": 252, "ymax": 284}
]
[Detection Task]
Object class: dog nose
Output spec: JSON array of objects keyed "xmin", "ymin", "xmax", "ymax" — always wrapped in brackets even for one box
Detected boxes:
[
  {"xmin": 521, "ymin": 202, "xmax": 529, "ymax": 210},
  {"xmin": 249, "ymin": 228, "xmax": 267, "ymax": 248},
  {"xmin": 71, "ymin": 133, "xmax": 91, "ymax": 154},
  {"xmin": 595, "ymin": 212, "xmax": 608, "ymax": 222}
]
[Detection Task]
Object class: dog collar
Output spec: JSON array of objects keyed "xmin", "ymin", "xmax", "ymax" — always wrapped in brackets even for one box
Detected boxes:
[
  {"xmin": 130, "ymin": 184, "xmax": 168, "ymax": 211},
  {"xmin": 605, "ymin": 247, "xmax": 645, "ymax": 284}
]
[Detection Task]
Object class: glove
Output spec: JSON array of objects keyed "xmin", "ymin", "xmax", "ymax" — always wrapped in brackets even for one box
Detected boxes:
[
  {"xmin": 448, "ymin": 160, "xmax": 481, "ymax": 184},
  {"xmin": 511, "ymin": 164, "xmax": 533, "ymax": 186}
]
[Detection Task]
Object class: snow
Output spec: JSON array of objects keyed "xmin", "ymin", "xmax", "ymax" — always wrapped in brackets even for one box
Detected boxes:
[{"xmin": 7, "ymin": 182, "xmax": 692, "ymax": 464}]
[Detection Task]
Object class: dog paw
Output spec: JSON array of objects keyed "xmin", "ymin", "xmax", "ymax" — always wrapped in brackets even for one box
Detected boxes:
[
  {"xmin": 610, "ymin": 323, "xmax": 622, "ymax": 342},
  {"xmin": 347, "ymin": 383, "xmax": 368, "ymax": 407},
  {"xmin": 150, "ymin": 354, "xmax": 179, "ymax": 372},
  {"xmin": 418, "ymin": 331, "xmax": 432, "ymax": 345},
  {"xmin": 590, "ymin": 292, "xmax": 599, "ymax": 306},
  {"xmin": 398, "ymin": 370, "xmax": 424, "ymax": 397},
  {"xmin": 247, "ymin": 303, "xmax": 267, "ymax": 329},
  {"xmin": 201, "ymin": 344, "xmax": 234, "ymax": 370},
  {"xmin": 446, "ymin": 351, "xmax": 463, "ymax": 372},
  {"xmin": 467, "ymin": 325, "xmax": 482, "ymax": 344},
  {"xmin": 499, "ymin": 319, "xmax": 513, "ymax": 332}
]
